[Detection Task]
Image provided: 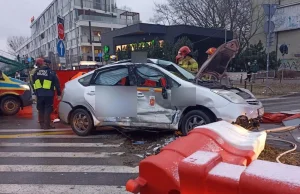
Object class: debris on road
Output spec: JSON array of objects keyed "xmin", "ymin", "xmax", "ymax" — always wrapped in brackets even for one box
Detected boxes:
[
  {"xmin": 121, "ymin": 130, "xmax": 179, "ymax": 159},
  {"xmin": 259, "ymin": 145, "xmax": 300, "ymax": 166},
  {"xmin": 282, "ymin": 114, "xmax": 300, "ymax": 126}
]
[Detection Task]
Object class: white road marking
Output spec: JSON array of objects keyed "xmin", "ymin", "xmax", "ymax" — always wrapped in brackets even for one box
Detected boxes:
[
  {"xmin": 0, "ymin": 152, "xmax": 124, "ymax": 158},
  {"xmin": 0, "ymin": 184, "xmax": 127, "ymax": 194},
  {"xmin": 0, "ymin": 128, "xmax": 71, "ymax": 132},
  {"xmin": 0, "ymin": 165, "xmax": 138, "ymax": 173},
  {"xmin": 0, "ymin": 143, "xmax": 122, "ymax": 148}
]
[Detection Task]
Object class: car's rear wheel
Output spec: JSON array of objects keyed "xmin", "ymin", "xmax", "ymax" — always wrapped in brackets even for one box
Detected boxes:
[
  {"xmin": 0, "ymin": 96, "xmax": 21, "ymax": 116},
  {"xmin": 70, "ymin": 109, "xmax": 94, "ymax": 136},
  {"xmin": 181, "ymin": 110, "xmax": 213, "ymax": 135}
]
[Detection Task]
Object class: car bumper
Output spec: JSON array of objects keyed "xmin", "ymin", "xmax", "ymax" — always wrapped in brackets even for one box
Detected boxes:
[
  {"xmin": 59, "ymin": 101, "xmax": 73, "ymax": 124},
  {"xmin": 20, "ymin": 90, "xmax": 33, "ymax": 107},
  {"xmin": 213, "ymin": 102, "xmax": 264, "ymax": 123}
]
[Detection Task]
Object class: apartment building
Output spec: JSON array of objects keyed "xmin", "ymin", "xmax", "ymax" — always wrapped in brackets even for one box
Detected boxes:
[
  {"xmin": 250, "ymin": 0, "xmax": 300, "ymax": 71},
  {"xmin": 16, "ymin": 0, "xmax": 140, "ymax": 69}
]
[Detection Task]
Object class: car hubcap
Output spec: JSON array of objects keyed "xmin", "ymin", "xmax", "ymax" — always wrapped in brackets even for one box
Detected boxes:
[
  {"xmin": 186, "ymin": 116, "xmax": 206, "ymax": 132},
  {"xmin": 4, "ymin": 100, "xmax": 17, "ymax": 113},
  {"xmin": 73, "ymin": 113, "xmax": 89, "ymax": 131}
]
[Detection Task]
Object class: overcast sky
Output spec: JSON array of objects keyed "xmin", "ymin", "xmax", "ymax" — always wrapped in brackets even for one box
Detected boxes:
[{"xmin": 0, "ymin": 0, "xmax": 166, "ymax": 52}]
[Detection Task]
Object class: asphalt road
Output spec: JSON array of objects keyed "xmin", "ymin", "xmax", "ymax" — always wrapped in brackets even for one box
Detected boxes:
[
  {"xmin": 0, "ymin": 97, "xmax": 300, "ymax": 193},
  {"xmin": 0, "ymin": 108, "xmax": 142, "ymax": 194},
  {"xmin": 261, "ymin": 96, "xmax": 300, "ymax": 112}
]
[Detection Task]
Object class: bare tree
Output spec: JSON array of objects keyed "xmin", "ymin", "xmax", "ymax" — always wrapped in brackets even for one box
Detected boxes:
[
  {"xmin": 151, "ymin": 0, "xmax": 264, "ymax": 51},
  {"xmin": 6, "ymin": 36, "xmax": 28, "ymax": 55}
]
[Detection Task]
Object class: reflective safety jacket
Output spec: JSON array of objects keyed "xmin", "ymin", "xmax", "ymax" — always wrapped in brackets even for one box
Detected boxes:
[
  {"xmin": 32, "ymin": 66, "xmax": 61, "ymax": 97},
  {"xmin": 178, "ymin": 56, "xmax": 199, "ymax": 74},
  {"xmin": 29, "ymin": 68, "xmax": 37, "ymax": 88}
]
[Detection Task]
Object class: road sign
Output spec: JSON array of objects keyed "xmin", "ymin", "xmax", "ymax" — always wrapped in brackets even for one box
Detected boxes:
[
  {"xmin": 59, "ymin": 57, "xmax": 66, "ymax": 63},
  {"xmin": 57, "ymin": 16, "xmax": 65, "ymax": 40},
  {"xmin": 57, "ymin": 40, "xmax": 65, "ymax": 57},
  {"xmin": 264, "ymin": 21, "xmax": 275, "ymax": 34},
  {"xmin": 262, "ymin": 4, "xmax": 277, "ymax": 18},
  {"xmin": 280, "ymin": 44, "xmax": 288, "ymax": 56},
  {"xmin": 58, "ymin": 23, "xmax": 65, "ymax": 40},
  {"xmin": 57, "ymin": 16, "xmax": 64, "ymax": 25}
]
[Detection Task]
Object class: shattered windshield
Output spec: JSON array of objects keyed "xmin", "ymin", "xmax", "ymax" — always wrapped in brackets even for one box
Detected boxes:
[{"xmin": 156, "ymin": 59, "xmax": 195, "ymax": 81}]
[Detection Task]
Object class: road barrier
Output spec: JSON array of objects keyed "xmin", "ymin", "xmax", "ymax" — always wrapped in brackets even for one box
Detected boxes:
[
  {"xmin": 126, "ymin": 121, "xmax": 269, "ymax": 194},
  {"xmin": 262, "ymin": 112, "xmax": 300, "ymax": 124},
  {"xmin": 51, "ymin": 69, "xmax": 90, "ymax": 121},
  {"xmin": 179, "ymin": 151, "xmax": 300, "ymax": 194}
]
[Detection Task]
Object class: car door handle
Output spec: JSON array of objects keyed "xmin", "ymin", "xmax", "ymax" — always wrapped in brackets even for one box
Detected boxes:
[{"xmin": 87, "ymin": 91, "xmax": 95, "ymax": 96}]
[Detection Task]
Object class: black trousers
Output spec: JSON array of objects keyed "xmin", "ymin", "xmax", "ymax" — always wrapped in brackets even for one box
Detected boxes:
[{"xmin": 36, "ymin": 96, "xmax": 54, "ymax": 127}]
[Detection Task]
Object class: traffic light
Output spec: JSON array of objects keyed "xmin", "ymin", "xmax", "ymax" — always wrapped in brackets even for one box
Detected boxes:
[
  {"xmin": 104, "ymin": 53, "xmax": 110, "ymax": 61},
  {"xmin": 103, "ymin": 45, "xmax": 110, "ymax": 61}
]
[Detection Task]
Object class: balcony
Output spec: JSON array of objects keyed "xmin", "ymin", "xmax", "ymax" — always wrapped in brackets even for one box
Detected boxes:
[
  {"xmin": 77, "ymin": 15, "xmax": 139, "ymax": 26},
  {"xmin": 80, "ymin": 35, "xmax": 101, "ymax": 44},
  {"xmin": 74, "ymin": 0, "xmax": 115, "ymax": 13}
]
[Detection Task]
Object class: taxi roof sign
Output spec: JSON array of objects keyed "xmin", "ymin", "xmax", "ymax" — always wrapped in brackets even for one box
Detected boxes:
[{"xmin": 131, "ymin": 52, "xmax": 147, "ymax": 63}]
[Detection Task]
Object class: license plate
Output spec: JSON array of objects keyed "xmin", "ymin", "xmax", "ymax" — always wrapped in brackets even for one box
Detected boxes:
[{"xmin": 258, "ymin": 108, "xmax": 264, "ymax": 116}]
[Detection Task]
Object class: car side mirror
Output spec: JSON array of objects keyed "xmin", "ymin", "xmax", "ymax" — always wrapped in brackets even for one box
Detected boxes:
[{"xmin": 162, "ymin": 87, "xmax": 168, "ymax": 99}]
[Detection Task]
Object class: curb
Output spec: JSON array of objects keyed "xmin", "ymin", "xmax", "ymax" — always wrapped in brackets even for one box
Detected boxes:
[{"xmin": 258, "ymin": 93, "xmax": 300, "ymax": 101}]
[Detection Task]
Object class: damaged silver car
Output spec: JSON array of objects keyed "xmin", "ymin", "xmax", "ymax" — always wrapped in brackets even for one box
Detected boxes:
[{"xmin": 59, "ymin": 39, "xmax": 264, "ymax": 136}]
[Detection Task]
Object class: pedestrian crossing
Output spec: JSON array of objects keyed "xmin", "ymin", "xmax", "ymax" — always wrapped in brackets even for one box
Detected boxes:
[{"xmin": 0, "ymin": 127, "xmax": 139, "ymax": 194}]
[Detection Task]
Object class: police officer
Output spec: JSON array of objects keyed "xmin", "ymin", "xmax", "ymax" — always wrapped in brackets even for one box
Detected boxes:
[
  {"xmin": 30, "ymin": 58, "xmax": 43, "ymax": 88},
  {"xmin": 32, "ymin": 58, "xmax": 61, "ymax": 129}
]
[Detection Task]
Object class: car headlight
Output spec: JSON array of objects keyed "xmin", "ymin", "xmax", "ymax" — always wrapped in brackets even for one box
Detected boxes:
[
  {"xmin": 211, "ymin": 89, "xmax": 247, "ymax": 104},
  {"xmin": 20, "ymin": 84, "xmax": 30, "ymax": 90}
]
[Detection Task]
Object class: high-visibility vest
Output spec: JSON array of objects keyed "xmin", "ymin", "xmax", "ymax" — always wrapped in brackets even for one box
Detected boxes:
[
  {"xmin": 33, "ymin": 68, "xmax": 56, "ymax": 91},
  {"xmin": 179, "ymin": 56, "xmax": 198, "ymax": 73},
  {"xmin": 33, "ymin": 79, "xmax": 52, "ymax": 90}
]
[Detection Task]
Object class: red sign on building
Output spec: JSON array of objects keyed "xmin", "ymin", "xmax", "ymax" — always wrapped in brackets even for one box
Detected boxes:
[{"xmin": 57, "ymin": 23, "xmax": 65, "ymax": 40}]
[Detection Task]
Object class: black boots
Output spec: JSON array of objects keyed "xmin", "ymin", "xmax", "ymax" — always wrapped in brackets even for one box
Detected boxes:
[{"xmin": 40, "ymin": 122, "xmax": 55, "ymax": 130}]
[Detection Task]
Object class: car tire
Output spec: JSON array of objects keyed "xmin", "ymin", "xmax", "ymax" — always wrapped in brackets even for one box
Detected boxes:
[
  {"xmin": 0, "ymin": 96, "xmax": 21, "ymax": 116},
  {"xmin": 181, "ymin": 110, "xmax": 213, "ymax": 136},
  {"xmin": 70, "ymin": 108, "xmax": 94, "ymax": 136}
]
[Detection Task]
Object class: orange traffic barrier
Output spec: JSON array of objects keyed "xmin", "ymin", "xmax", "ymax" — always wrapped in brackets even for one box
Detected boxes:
[
  {"xmin": 262, "ymin": 112, "xmax": 292, "ymax": 123},
  {"xmin": 283, "ymin": 113, "xmax": 300, "ymax": 122},
  {"xmin": 17, "ymin": 106, "xmax": 33, "ymax": 119},
  {"xmin": 126, "ymin": 121, "xmax": 267, "ymax": 194},
  {"xmin": 179, "ymin": 151, "xmax": 300, "ymax": 194},
  {"xmin": 127, "ymin": 141, "xmax": 300, "ymax": 194},
  {"xmin": 51, "ymin": 69, "xmax": 90, "ymax": 121}
]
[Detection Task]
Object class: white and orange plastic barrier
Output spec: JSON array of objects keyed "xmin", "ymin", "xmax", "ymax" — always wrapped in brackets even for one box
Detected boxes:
[
  {"xmin": 51, "ymin": 69, "xmax": 90, "ymax": 121},
  {"xmin": 126, "ymin": 121, "xmax": 300, "ymax": 194}
]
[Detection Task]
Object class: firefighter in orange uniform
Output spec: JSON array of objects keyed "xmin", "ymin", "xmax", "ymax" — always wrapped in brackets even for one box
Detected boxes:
[
  {"xmin": 206, "ymin": 47, "xmax": 217, "ymax": 59},
  {"xmin": 176, "ymin": 46, "xmax": 198, "ymax": 74}
]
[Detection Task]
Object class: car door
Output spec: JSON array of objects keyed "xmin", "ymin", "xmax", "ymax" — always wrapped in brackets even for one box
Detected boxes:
[
  {"xmin": 85, "ymin": 65, "xmax": 136, "ymax": 124},
  {"xmin": 80, "ymin": 73, "xmax": 96, "ymax": 111},
  {"xmin": 133, "ymin": 64, "xmax": 178, "ymax": 128}
]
